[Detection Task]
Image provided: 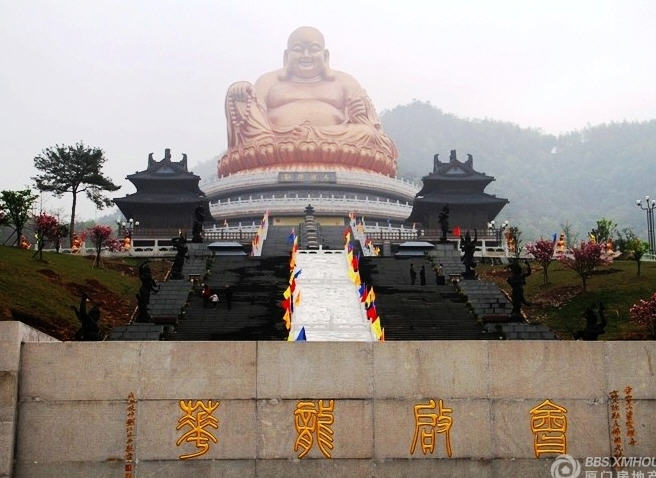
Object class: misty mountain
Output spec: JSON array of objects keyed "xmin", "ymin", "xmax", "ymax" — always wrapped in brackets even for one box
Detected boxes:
[
  {"xmin": 191, "ymin": 101, "xmax": 656, "ymax": 241},
  {"xmin": 381, "ymin": 101, "xmax": 656, "ymax": 240}
]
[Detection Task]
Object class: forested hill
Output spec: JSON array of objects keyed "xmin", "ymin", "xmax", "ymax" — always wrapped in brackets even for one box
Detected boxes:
[{"xmin": 380, "ymin": 101, "xmax": 656, "ymax": 240}]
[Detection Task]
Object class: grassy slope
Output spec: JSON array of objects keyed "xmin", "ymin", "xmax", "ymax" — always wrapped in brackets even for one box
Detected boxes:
[
  {"xmin": 479, "ymin": 260, "xmax": 656, "ymax": 339},
  {"xmin": 0, "ymin": 245, "xmax": 140, "ymax": 340}
]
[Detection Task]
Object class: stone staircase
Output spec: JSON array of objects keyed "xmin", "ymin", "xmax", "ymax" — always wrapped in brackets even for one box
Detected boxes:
[
  {"xmin": 288, "ymin": 250, "xmax": 375, "ymax": 341},
  {"xmin": 428, "ymin": 242, "xmax": 465, "ymax": 278},
  {"xmin": 484, "ymin": 322, "xmax": 556, "ymax": 340},
  {"xmin": 167, "ymin": 256, "xmax": 289, "ymax": 340},
  {"xmin": 109, "ymin": 323, "xmax": 166, "ymax": 341},
  {"xmin": 456, "ymin": 280, "xmax": 512, "ymax": 322},
  {"xmin": 109, "ymin": 243, "xmax": 211, "ymax": 340},
  {"xmin": 109, "ymin": 233, "xmax": 555, "ymax": 342},
  {"xmin": 261, "ymin": 226, "xmax": 295, "ymax": 256},
  {"xmin": 358, "ymin": 257, "xmax": 486, "ymax": 340},
  {"xmin": 320, "ymin": 226, "xmax": 348, "ymax": 250}
]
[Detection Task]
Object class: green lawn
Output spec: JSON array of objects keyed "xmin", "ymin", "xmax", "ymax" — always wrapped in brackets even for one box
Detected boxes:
[
  {"xmin": 479, "ymin": 259, "xmax": 656, "ymax": 339},
  {"xmin": 0, "ymin": 245, "xmax": 140, "ymax": 339}
]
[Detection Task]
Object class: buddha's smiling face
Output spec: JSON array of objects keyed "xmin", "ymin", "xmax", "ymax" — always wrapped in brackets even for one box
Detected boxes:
[{"xmin": 284, "ymin": 26, "xmax": 328, "ymax": 80}]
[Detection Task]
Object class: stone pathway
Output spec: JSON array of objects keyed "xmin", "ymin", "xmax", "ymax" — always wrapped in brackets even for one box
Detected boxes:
[{"xmin": 288, "ymin": 250, "xmax": 375, "ymax": 341}]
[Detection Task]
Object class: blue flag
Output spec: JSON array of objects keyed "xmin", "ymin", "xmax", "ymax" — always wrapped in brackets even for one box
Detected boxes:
[
  {"xmin": 296, "ymin": 327, "xmax": 307, "ymax": 341},
  {"xmin": 288, "ymin": 229, "xmax": 295, "ymax": 244},
  {"xmin": 293, "ymin": 268, "xmax": 302, "ymax": 279}
]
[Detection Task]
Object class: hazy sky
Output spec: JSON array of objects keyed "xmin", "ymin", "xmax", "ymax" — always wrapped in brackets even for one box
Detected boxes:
[{"xmin": 1, "ymin": 0, "xmax": 654, "ymax": 219}]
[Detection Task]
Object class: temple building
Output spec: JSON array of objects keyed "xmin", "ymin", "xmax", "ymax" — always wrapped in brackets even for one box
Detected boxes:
[
  {"xmin": 408, "ymin": 150, "xmax": 508, "ymax": 231},
  {"xmin": 114, "ymin": 149, "xmax": 210, "ymax": 229}
]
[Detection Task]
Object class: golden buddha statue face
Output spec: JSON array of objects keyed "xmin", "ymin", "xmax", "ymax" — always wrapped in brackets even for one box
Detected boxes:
[{"xmin": 283, "ymin": 26, "xmax": 329, "ymax": 81}]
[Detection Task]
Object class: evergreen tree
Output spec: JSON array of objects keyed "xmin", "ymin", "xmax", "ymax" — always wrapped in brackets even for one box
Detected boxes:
[{"xmin": 33, "ymin": 142, "xmax": 120, "ymax": 246}]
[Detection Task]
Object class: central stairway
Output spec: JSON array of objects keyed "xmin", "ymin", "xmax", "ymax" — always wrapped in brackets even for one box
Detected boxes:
[{"xmin": 289, "ymin": 250, "xmax": 375, "ymax": 341}]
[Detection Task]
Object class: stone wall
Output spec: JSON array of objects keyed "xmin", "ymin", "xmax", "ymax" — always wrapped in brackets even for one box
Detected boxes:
[
  {"xmin": 1, "ymin": 321, "xmax": 655, "ymax": 477},
  {"xmin": 0, "ymin": 322, "xmax": 58, "ymax": 478}
]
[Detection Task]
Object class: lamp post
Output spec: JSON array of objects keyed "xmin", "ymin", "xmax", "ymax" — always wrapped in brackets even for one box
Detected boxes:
[
  {"xmin": 636, "ymin": 196, "xmax": 656, "ymax": 253},
  {"xmin": 487, "ymin": 220, "xmax": 509, "ymax": 243},
  {"xmin": 116, "ymin": 218, "xmax": 140, "ymax": 238}
]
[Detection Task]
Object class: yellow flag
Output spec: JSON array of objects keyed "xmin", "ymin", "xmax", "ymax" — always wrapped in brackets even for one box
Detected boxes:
[
  {"xmin": 365, "ymin": 287, "xmax": 376, "ymax": 306},
  {"xmin": 354, "ymin": 271, "xmax": 361, "ymax": 286},
  {"xmin": 372, "ymin": 318, "xmax": 382, "ymax": 339}
]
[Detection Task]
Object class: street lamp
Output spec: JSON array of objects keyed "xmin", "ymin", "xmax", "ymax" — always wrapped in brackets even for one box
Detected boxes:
[
  {"xmin": 636, "ymin": 196, "xmax": 656, "ymax": 253},
  {"xmin": 116, "ymin": 218, "xmax": 140, "ymax": 237},
  {"xmin": 487, "ymin": 220, "xmax": 509, "ymax": 243}
]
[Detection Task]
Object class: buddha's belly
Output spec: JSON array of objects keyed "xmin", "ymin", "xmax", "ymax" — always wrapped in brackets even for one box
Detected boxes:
[{"xmin": 268, "ymin": 100, "xmax": 346, "ymax": 128}]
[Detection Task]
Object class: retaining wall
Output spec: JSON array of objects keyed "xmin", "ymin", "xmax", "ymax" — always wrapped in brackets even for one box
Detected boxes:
[{"xmin": 1, "ymin": 321, "xmax": 655, "ymax": 477}]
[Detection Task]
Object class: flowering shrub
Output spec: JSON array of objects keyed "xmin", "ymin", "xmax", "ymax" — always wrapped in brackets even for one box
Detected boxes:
[
  {"xmin": 526, "ymin": 239, "xmax": 556, "ymax": 285},
  {"xmin": 629, "ymin": 292, "xmax": 656, "ymax": 338},
  {"xmin": 105, "ymin": 238, "xmax": 124, "ymax": 253},
  {"xmin": 86, "ymin": 224, "xmax": 113, "ymax": 267},
  {"xmin": 556, "ymin": 240, "xmax": 612, "ymax": 291},
  {"xmin": 34, "ymin": 213, "xmax": 58, "ymax": 254},
  {"xmin": 34, "ymin": 213, "xmax": 64, "ymax": 260}
]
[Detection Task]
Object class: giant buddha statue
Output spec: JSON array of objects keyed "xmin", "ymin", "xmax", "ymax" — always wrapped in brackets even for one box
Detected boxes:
[{"xmin": 219, "ymin": 26, "xmax": 398, "ymax": 177}]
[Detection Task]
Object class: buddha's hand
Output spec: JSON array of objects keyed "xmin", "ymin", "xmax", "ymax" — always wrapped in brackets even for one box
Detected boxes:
[
  {"xmin": 227, "ymin": 81, "xmax": 255, "ymax": 102},
  {"xmin": 345, "ymin": 96, "xmax": 369, "ymax": 123}
]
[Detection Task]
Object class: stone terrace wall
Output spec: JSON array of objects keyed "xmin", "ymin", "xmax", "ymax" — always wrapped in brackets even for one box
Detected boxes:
[
  {"xmin": 0, "ymin": 322, "xmax": 58, "ymax": 478},
  {"xmin": 1, "ymin": 321, "xmax": 655, "ymax": 478}
]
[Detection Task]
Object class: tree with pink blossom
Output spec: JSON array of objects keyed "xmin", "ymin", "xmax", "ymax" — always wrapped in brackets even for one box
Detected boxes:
[
  {"xmin": 556, "ymin": 240, "xmax": 612, "ymax": 292},
  {"xmin": 105, "ymin": 237, "xmax": 124, "ymax": 253},
  {"xmin": 85, "ymin": 224, "xmax": 113, "ymax": 267},
  {"xmin": 526, "ymin": 239, "xmax": 556, "ymax": 285},
  {"xmin": 33, "ymin": 212, "xmax": 62, "ymax": 261},
  {"xmin": 629, "ymin": 292, "xmax": 656, "ymax": 339}
]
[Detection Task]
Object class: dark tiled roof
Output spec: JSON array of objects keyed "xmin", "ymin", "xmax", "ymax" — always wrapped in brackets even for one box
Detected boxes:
[
  {"xmin": 414, "ymin": 192, "xmax": 509, "ymax": 205},
  {"xmin": 114, "ymin": 193, "xmax": 208, "ymax": 204}
]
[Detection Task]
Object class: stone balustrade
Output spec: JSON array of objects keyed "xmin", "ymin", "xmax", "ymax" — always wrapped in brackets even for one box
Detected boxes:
[
  {"xmin": 201, "ymin": 170, "xmax": 420, "ymax": 200},
  {"xmin": 209, "ymin": 195, "xmax": 413, "ymax": 221}
]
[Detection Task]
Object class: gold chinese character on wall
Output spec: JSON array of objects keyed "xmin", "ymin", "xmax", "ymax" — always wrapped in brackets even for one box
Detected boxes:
[
  {"xmin": 293, "ymin": 400, "xmax": 335, "ymax": 459},
  {"xmin": 125, "ymin": 393, "xmax": 137, "ymax": 478},
  {"xmin": 529, "ymin": 399, "xmax": 567, "ymax": 457},
  {"xmin": 176, "ymin": 400, "xmax": 220, "ymax": 459},
  {"xmin": 410, "ymin": 399, "xmax": 453, "ymax": 457}
]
